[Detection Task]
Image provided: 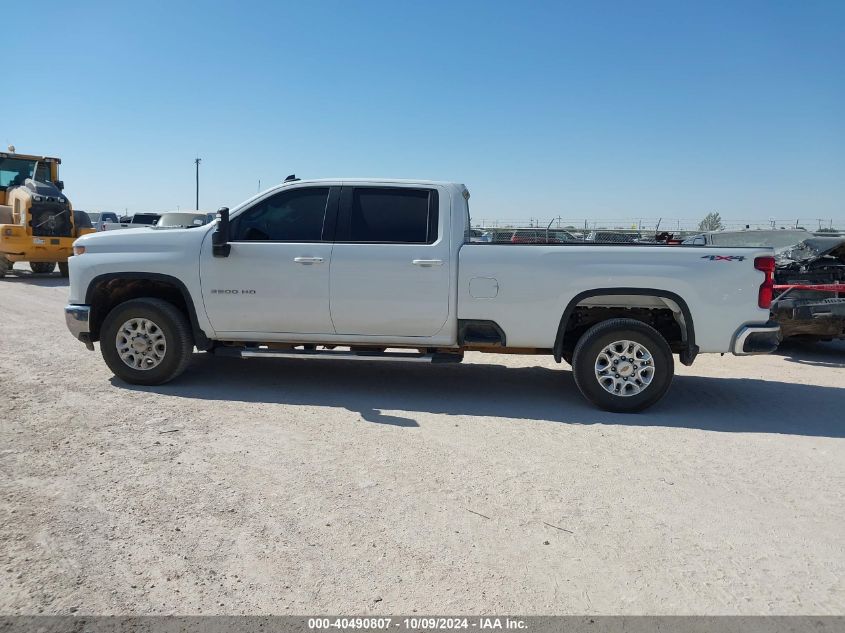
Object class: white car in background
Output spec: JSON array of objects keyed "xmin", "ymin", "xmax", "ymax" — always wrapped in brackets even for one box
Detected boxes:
[
  {"xmin": 156, "ymin": 212, "xmax": 216, "ymax": 229},
  {"xmin": 102, "ymin": 211, "xmax": 215, "ymax": 231},
  {"xmin": 85, "ymin": 211, "xmax": 120, "ymax": 231},
  {"xmin": 102, "ymin": 213, "xmax": 161, "ymax": 231},
  {"xmin": 682, "ymin": 229, "xmax": 811, "ymax": 247}
]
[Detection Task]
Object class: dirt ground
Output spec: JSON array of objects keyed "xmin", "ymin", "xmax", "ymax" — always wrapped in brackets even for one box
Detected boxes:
[{"xmin": 1, "ymin": 265, "xmax": 843, "ymax": 615}]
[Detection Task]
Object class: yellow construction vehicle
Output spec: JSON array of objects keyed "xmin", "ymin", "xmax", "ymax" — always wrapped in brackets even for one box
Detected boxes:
[{"xmin": 0, "ymin": 147, "xmax": 94, "ymax": 278}]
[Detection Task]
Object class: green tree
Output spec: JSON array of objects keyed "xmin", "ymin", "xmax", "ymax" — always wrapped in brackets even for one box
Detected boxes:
[{"xmin": 698, "ymin": 211, "xmax": 724, "ymax": 231}]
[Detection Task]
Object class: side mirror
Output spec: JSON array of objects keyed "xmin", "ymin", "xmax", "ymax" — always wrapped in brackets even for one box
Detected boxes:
[
  {"xmin": 212, "ymin": 207, "xmax": 231, "ymax": 257},
  {"xmin": 56, "ymin": 180, "xmax": 65, "ymax": 191}
]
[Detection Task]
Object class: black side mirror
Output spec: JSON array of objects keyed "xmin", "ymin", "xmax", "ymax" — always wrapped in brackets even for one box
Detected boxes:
[
  {"xmin": 212, "ymin": 207, "xmax": 231, "ymax": 257},
  {"xmin": 56, "ymin": 180, "xmax": 65, "ymax": 191}
]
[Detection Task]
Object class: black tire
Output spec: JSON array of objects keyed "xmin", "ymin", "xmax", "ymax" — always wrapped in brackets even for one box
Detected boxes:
[
  {"xmin": 30, "ymin": 262, "xmax": 57, "ymax": 274},
  {"xmin": 58, "ymin": 262, "xmax": 69, "ymax": 278},
  {"xmin": 0, "ymin": 256, "xmax": 11, "ymax": 278},
  {"xmin": 571, "ymin": 318, "xmax": 674, "ymax": 413},
  {"xmin": 100, "ymin": 298, "xmax": 194, "ymax": 385}
]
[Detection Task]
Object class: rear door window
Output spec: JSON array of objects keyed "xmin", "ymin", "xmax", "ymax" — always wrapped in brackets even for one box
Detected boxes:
[{"xmin": 343, "ymin": 187, "xmax": 438, "ymax": 244}]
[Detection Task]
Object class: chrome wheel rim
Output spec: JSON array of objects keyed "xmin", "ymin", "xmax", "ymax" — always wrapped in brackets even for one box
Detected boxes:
[
  {"xmin": 116, "ymin": 318, "xmax": 167, "ymax": 370},
  {"xmin": 594, "ymin": 339, "xmax": 655, "ymax": 397}
]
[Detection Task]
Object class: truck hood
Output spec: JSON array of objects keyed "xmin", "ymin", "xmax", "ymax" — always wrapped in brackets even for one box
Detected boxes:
[
  {"xmin": 775, "ymin": 236, "xmax": 845, "ymax": 265},
  {"xmin": 74, "ymin": 223, "xmax": 211, "ymax": 252}
]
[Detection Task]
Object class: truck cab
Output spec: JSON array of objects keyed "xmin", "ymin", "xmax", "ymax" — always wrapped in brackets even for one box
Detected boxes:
[{"xmin": 202, "ymin": 180, "xmax": 454, "ymax": 339}]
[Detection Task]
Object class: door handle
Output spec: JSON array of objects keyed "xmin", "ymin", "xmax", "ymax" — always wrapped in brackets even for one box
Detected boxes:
[
  {"xmin": 294, "ymin": 256, "xmax": 324, "ymax": 264},
  {"xmin": 412, "ymin": 259, "xmax": 443, "ymax": 267}
]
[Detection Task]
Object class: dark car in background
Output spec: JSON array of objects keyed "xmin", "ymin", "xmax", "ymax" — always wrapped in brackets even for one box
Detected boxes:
[{"xmin": 588, "ymin": 231, "xmax": 639, "ymax": 243}]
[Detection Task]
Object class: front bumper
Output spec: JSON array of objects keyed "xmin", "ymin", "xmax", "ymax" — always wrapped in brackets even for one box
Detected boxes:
[
  {"xmin": 732, "ymin": 320, "xmax": 781, "ymax": 355},
  {"xmin": 65, "ymin": 305, "xmax": 94, "ymax": 350}
]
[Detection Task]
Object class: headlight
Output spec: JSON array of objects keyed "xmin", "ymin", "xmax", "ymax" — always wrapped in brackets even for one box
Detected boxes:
[
  {"xmin": 73, "ymin": 245, "xmax": 86, "ymax": 256},
  {"xmin": 33, "ymin": 195, "xmax": 43, "ymax": 202}
]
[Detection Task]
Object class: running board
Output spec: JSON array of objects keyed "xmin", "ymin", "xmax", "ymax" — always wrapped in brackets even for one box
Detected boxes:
[{"xmin": 213, "ymin": 346, "xmax": 463, "ymax": 364}]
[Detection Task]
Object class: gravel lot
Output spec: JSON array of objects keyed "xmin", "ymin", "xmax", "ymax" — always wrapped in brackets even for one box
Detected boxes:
[{"xmin": 1, "ymin": 265, "xmax": 843, "ymax": 615}]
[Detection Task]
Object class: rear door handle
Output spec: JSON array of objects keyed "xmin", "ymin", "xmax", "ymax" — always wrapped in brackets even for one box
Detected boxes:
[
  {"xmin": 412, "ymin": 259, "xmax": 443, "ymax": 267},
  {"xmin": 294, "ymin": 256, "xmax": 324, "ymax": 264}
]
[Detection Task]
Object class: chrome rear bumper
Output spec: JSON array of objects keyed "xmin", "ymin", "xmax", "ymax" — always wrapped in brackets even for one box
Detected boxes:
[{"xmin": 732, "ymin": 321, "xmax": 780, "ymax": 355}]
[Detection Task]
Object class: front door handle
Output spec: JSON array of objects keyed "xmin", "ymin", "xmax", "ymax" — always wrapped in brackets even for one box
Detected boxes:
[
  {"xmin": 294, "ymin": 256, "xmax": 324, "ymax": 264},
  {"xmin": 412, "ymin": 259, "xmax": 443, "ymax": 267}
]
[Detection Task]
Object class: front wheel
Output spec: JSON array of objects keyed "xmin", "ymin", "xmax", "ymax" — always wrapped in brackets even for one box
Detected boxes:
[
  {"xmin": 30, "ymin": 262, "xmax": 57, "ymax": 274},
  {"xmin": 571, "ymin": 318, "xmax": 674, "ymax": 413},
  {"xmin": 100, "ymin": 298, "xmax": 194, "ymax": 385}
]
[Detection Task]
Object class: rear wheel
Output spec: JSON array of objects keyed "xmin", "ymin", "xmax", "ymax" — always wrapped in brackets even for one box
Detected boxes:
[
  {"xmin": 100, "ymin": 298, "xmax": 194, "ymax": 385},
  {"xmin": 30, "ymin": 262, "xmax": 57, "ymax": 274},
  {"xmin": 571, "ymin": 318, "xmax": 674, "ymax": 413},
  {"xmin": 58, "ymin": 262, "xmax": 69, "ymax": 277}
]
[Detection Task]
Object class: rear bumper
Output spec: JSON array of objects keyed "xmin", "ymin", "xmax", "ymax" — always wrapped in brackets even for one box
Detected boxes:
[
  {"xmin": 732, "ymin": 320, "xmax": 781, "ymax": 355},
  {"xmin": 776, "ymin": 297, "xmax": 845, "ymax": 319},
  {"xmin": 774, "ymin": 298, "xmax": 845, "ymax": 339},
  {"xmin": 65, "ymin": 305, "xmax": 94, "ymax": 350}
]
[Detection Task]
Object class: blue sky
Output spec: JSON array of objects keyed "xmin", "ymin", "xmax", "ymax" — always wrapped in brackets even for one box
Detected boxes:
[{"xmin": 5, "ymin": 0, "xmax": 844, "ymax": 224}]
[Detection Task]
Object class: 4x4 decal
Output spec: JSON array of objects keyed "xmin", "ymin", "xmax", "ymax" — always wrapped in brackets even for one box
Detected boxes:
[{"xmin": 701, "ymin": 255, "xmax": 746, "ymax": 261}]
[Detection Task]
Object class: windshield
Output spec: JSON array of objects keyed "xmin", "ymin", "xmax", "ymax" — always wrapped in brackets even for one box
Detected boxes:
[
  {"xmin": 0, "ymin": 157, "xmax": 53, "ymax": 188},
  {"xmin": 709, "ymin": 230, "xmax": 810, "ymax": 249}
]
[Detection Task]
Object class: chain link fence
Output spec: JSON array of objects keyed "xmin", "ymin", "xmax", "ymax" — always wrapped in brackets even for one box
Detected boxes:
[{"xmin": 469, "ymin": 218, "xmax": 844, "ymax": 244}]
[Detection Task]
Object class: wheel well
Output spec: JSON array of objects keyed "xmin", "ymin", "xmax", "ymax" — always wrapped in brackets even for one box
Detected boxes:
[
  {"xmin": 555, "ymin": 291, "xmax": 698, "ymax": 365},
  {"xmin": 87, "ymin": 276, "xmax": 205, "ymax": 347}
]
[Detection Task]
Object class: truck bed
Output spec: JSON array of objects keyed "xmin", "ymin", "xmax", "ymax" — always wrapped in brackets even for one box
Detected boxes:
[{"xmin": 458, "ymin": 242, "xmax": 773, "ymax": 352}]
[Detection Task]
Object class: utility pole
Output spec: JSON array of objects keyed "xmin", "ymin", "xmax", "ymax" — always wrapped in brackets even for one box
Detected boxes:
[{"xmin": 194, "ymin": 158, "xmax": 202, "ymax": 210}]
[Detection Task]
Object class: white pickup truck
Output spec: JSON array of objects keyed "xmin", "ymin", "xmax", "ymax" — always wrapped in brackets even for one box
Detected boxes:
[
  {"xmin": 102, "ymin": 212, "xmax": 161, "ymax": 231},
  {"xmin": 65, "ymin": 179, "xmax": 779, "ymax": 412}
]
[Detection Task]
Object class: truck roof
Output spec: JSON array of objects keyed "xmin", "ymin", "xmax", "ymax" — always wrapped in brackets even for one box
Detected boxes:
[
  {"xmin": 223, "ymin": 179, "xmax": 471, "ymax": 217},
  {"xmin": 278, "ymin": 178, "xmax": 466, "ymax": 189}
]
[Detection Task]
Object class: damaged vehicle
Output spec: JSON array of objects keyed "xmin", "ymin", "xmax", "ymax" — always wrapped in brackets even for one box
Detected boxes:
[
  {"xmin": 775, "ymin": 236, "xmax": 845, "ymax": 340},
  {"xmin": 684, "ymin": 230, "xmax": 845, "ymax": 341}
]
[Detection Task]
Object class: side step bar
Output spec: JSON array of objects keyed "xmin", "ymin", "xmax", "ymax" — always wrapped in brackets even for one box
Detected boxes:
[{"xmin": 213, "ymin": 346, "xmax": 463, "ymax": 364}]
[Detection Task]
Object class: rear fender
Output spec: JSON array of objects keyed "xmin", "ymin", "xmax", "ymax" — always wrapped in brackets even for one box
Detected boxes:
[{"xmin": 553, "ymin": 288, "xmax": 698, "ymax": 366}]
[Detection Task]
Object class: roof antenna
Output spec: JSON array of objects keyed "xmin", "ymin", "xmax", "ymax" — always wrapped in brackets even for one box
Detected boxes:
[{"xmin": 284, "ymin": 174, "xmax": 299, "ymax": 183}]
